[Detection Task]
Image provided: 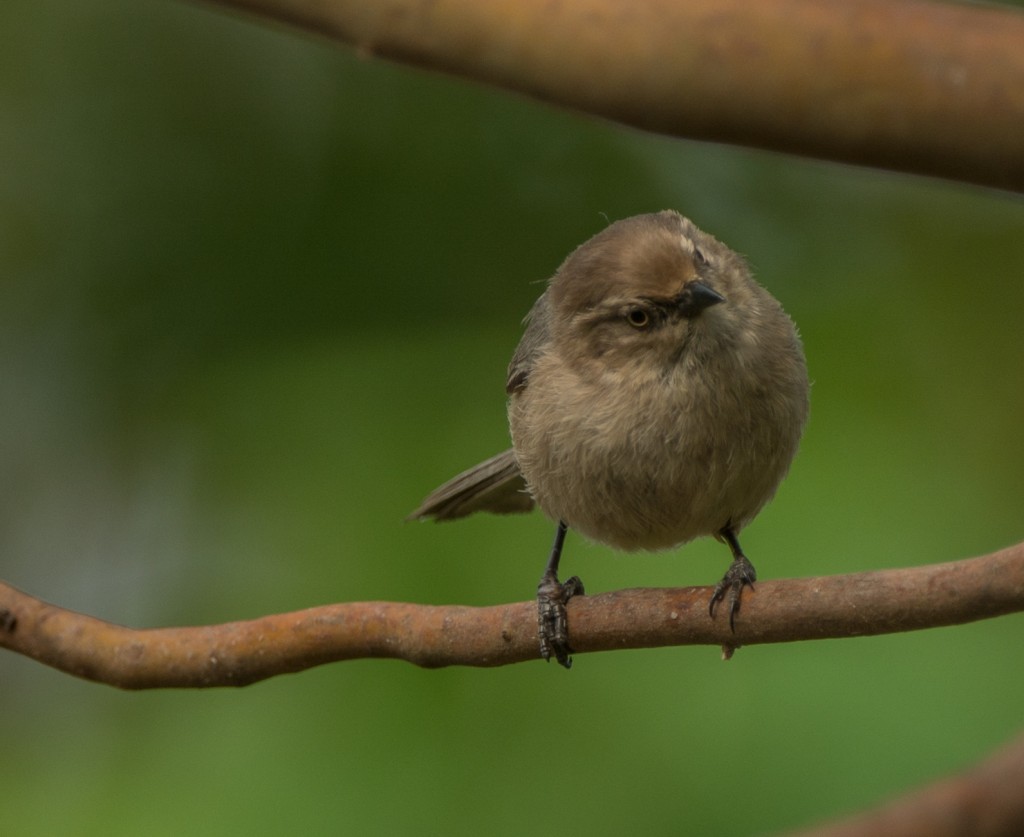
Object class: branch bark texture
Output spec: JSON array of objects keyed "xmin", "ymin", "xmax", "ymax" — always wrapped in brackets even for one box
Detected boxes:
[
  {"xmin": 208, "ymin": 0, "xmax": 1024, "ymax": 192},
  {"xmin": 2, "ymin": 541, "xmax": 1022, "ymax": 689}
]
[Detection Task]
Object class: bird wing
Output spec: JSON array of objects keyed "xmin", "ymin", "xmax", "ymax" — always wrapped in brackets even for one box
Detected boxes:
[{"xmin": 506, "ymin": 291, "xmax": 552, "ymax": 394}]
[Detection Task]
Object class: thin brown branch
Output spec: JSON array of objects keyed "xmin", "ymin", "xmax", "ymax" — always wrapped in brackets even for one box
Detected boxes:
[
  {"xmin": 1, "ymin": 541, "xmax": 1022, "ymax": 689},
  {"xmin": 788, "ymin": 727, "xmax": 1024, "ymax": 837},
  {"xmin": 206, "ymin": 0, "xmax": 1024, "ymax": 192}
]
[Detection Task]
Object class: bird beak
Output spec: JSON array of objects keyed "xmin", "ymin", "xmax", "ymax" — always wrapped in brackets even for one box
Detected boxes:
[{"xmin": 679, "ymin": 281, "xmax": 725, "ymax": 316}]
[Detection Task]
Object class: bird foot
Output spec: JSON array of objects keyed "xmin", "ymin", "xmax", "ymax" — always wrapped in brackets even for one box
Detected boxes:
[
  {"xmin": 537, "ymin": 571, "xmax": 584, "ymax": 668},
  {"xmin": 709, "ymin": 554, "xmax": 757, "ymax": 631}
]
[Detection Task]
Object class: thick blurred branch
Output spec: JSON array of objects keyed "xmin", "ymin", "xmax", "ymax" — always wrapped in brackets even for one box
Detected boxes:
[
  {"xmin": 206, "ymin": 0, "xmax": 1024, "ymax": 192},
  {"xmin": 791, "ymin": 727, "xmax": 1024, "ymax": 837},
  {"xmin": 1, "ymin": 541, "xmax": 1022, "ymax": 689}
]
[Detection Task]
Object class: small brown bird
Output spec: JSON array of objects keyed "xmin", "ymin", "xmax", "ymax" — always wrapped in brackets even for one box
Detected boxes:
[{"xmin": 410, "ymin": 211, "xmax": 809, "ymax": 667}]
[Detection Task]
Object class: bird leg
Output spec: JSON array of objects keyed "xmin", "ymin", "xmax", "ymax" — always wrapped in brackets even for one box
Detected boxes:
[
  {"xmin": 709, "ymin": 526, "xmax": 757, "ymax": 631},
  {"xmin": 536, "ymin": 521, "xmax": 584, "ymax": 668}
]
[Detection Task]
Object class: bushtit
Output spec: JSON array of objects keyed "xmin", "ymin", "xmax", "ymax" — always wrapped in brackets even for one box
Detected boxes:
[{"xmin": 410, "ymin": 211, "xmax": 808, "ymax": 668}]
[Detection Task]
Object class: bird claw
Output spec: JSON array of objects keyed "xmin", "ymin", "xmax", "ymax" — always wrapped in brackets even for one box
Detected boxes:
[
  {"xmin": 709, "ymin": 554, "xmax": 757, "ymax": 631},
  {"xmin": 537, "ymin": 572, "xmax": 584, "ymax": 668}
]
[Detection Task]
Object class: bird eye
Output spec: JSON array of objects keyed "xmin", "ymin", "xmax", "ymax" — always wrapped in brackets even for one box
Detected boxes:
[
  {"xmin": 626, "ymin": 307, "xmax": 650, "ymax": 329},
  {"xmin": 694, "ymin": 247, "xmax": 708, "ymax": 266}
]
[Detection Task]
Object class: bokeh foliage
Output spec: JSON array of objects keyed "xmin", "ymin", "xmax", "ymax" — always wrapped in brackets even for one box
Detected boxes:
[{"xmin": 2, "ymin": 1, "xmax": 1023, "ymax": 834}]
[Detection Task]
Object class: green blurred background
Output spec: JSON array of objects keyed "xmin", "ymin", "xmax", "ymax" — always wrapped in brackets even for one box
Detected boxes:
[{"xmin": 2, "ymin": 1, "xmax": 1023, "ymax": 834}]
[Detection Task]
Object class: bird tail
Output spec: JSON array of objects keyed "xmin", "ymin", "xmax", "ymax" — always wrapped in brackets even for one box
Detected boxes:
[{"xmin": 406, "ymin": 448, "xmax": 535, "ymax": 521}]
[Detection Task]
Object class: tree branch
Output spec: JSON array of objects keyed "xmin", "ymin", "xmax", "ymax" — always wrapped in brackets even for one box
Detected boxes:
[
  {"xmin": 206, "ymin": 0, "xmax": 1024, "ymax": 192},
  {"xmin": 790, "ymin": 727, "xmax": 1024, "ymax": 837},
  {"xmin": 2, "ymin": 541, "xmax": 1021, "ymax": 689}
]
